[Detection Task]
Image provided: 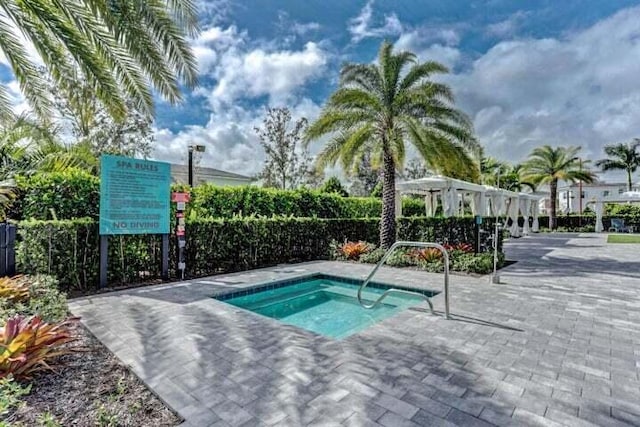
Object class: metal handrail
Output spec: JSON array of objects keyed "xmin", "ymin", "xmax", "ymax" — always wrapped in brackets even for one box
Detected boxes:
[{"xmin": 357, "ymin": 241, "xmax": 450, "ymax": 319}]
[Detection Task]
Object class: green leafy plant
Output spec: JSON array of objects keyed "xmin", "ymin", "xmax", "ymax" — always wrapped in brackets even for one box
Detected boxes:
[
  {"xmin": 0, "ymin": 375, "xmax": 31, "ymax": 420},
  {"xmin": 37, "ymin": 412, "xmax": 62, "ymax": 427},
  {"xmin": 0, "ymin": 276, "xmax": 68, "ymax": 323},
  {"xmin": 359, "ymin": 248, "xmax": 385, "ymax": 264},
  {"xmin": 0, "ymin": 316, "xmax": 76, "ymax": 379},
  {"xmin": 95, "ymin": 404, "xmax": 119, "ymax": 427}
]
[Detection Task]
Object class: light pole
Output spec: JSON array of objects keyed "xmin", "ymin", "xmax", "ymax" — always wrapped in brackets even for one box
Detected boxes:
[
  {"xmin": 578, "ymin": 158, "xmax": 583, "ymax": 225},
  {"xmin": 188, "ymin": 144, "xmax": 206, "ymax": 186},
  {"xmin": 491, "ymin": 173, "xmax": 501, "ymax": 284}
]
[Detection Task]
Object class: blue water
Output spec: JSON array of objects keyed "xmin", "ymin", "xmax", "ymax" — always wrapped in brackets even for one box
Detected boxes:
[{"xmin": 221, "ymin": 278, "xmax": 426, "ymax": 339}]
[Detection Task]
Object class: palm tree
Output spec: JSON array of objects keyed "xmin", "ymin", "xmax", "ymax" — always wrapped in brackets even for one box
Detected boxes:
[
  {"xmin": 0, "ymin": 180, "xmax": 16, "ymax": 218},
  {"xmin": 522, "ymin": 145, "xmax": 594, "ymax": 230},
  {"xmin": 0, "ymin": 0, "xmax": 199, "ymax": 122},
  {"xmin": 480, "ymin": 156, "xmax": 509, "ymax": 186},
  {"xmin": 595, "ymin": 139, "xmax": 640, "ymax": 191},
  {"xmin": 0, "ymin": 114, "xmax": 96, "ymax": 179},
  {"xmin": 305, "ymin": 41, "xmax": 478, "ymax": 248},
  {"xmin": 502, "ymin": 164, "xmax": 537, "ymax": 192}
]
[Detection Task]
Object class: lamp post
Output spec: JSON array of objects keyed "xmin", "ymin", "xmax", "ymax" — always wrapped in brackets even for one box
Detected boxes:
[
  {"xmin": 188, "ymin": 144, "xmax": 206, "ymax": 186},
  {"xmin": 578, "ymin": 158, "xmax": 583, "ymax": 225},
  {"xmin": 491, "ymin": 173, "xmax": 501, "ymax": 284}
]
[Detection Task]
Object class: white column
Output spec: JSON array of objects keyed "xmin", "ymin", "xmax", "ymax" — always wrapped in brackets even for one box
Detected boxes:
[
  {"xmin": 395, "ymin": 191, "xmax": 402, "ymax": 217},
  {"xmin": 532, "ymin": 201, "xmax": 540, "ymax": 232},
  {"xmin": 509, "ymin": 197, "xmax": 520, "ymax": 237},
  {"xmin": 450, "ymin": 189, "xmax": 459, "ymax": 217},
  {"xmin": 520, "ymin": 198, "xmax": 531, "ymax": 236},
  {"xmin": 595, "ymin": 201, "xmax": 604, "ymax": 232},
  {"xmin": 425, "ymin": 194, "xmax": 433, "ymax": 216},
  {"xmin": 472, "ymin": 192, "xmax": 486, "ymax": 217},
  {"xmin": 442, "ymin": 189, "xmax": 451, "ymax": 218}
]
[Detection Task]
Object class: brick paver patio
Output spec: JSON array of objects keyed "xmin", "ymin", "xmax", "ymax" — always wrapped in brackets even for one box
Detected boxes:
[{"xmin": 69, "ymin": 233, "xmax": 640, "ymax": 426}]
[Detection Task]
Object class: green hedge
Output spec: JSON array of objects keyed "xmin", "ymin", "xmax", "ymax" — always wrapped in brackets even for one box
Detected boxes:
[
  {"xmin": 13, "ymin": 170, "xmax": 100, "ymax": 220},
  {"xmin": 190, "ymin": 185, "xmax": 425, "ymax": 218},
  {"xmin": 536, "ymin": 215, "xmax": 640, "ymax": 231},
  {"xmin": 17, "ymin": 219, "xmax": 166, "ymax": 291},
  {"xmin": 17, "ymin": 216, "xmax": 495, "ymax": 291},
  {"xmin": 10, "ymin": 173, "xmax": 426, "ymax": 220}
]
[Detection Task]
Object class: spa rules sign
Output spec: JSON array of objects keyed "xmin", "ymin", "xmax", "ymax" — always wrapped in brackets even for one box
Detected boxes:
[{"xmin": 99, "ymin": 154, "xmax": 171, "ymax": 235}]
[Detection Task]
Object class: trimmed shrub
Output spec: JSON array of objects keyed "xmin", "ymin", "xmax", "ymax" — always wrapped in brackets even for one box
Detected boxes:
[
  {"xmin": 536, "ymin": 215, "xmax": 640, "ymax": 232},
  {"xmin": 11, "ymin": 175, "xmax": 428, "ymax": 221},
  {"xmin": 17, "ymin": 219, "xmax": 166, "ymax": 291},
  {"xmin": 14, "ymin": 171, "xmax": 100, "ymax": 220},
  {"xmin": 16, "ymin": 216, "xmax": 497, "ymax": 291}
]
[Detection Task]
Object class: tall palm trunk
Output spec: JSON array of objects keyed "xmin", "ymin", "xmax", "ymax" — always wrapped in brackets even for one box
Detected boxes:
[
  {"xmin": 627, "ymin": 169, "xmax": 632, "ymax": 192},
  {"xmin": 380, "ymin": 148, "xmax": 396, "ymax": 249},
  {"xmin": 549, "ymin": 178, "xmax": 558, "ymax": 230}
]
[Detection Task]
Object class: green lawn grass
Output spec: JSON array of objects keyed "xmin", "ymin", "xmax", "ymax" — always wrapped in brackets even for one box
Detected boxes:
[{"xmin": 607, "ymin": 234, "xmax": 640, "ymax": 244}]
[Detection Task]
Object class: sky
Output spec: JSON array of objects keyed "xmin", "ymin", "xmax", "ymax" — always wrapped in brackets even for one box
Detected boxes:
[{"xmin": 3, "ymin": 0, "xmax": 640, "ymax": 182}]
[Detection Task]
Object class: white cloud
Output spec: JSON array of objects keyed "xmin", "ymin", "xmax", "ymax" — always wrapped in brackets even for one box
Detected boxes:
[
  {"xmin": 212, "ymin": 41, "xmax": 327, "ymax": 105},
  {"xmin": 394, "ymin": 31, "xmax": 462, "ymax": 68},
  {"xmin": 348, "ymin": 0, "xmax": 403, "ymax": 43},
  {"xmin": 486, "ymin": 11, "xmax": 529, "ymax": 38},
  {"xmin": 450, "ymin": 6, "xmax": 640, "ymax": 167},
  {"xmin": 191, "ymin": 26, "xmax": 328, "ymax": 107},
  {"xmin": 155, "ymin": 22, "xmax": 331, "ymax": 176},
  {"xmin": 291, "ymin": 21, "xmax": 321, "ymax": 36},
  {"xmin": 152, "ymin": 98, "xmax": 324, "ymax": 176}
]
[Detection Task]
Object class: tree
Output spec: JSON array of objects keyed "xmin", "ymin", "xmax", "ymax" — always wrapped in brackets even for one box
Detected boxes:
[
  {"xmin": 348, "ymin": 152, "xmax": 379, "ymax": 196},
  {"xmin": 255, "ymin": 107, "xmax": 317, "ymax": 190},
  {"xmin": 320, "ymin": 176, "xmax": 349, "ymax": 197},
  {"xmin": 480, "ymin": 156, "xmax": 509, "ymax": 186},
  {"xmin": 306, "ymin": 41, "xmax": 478, "ymax": 248},
  {"xmin": 403, "ymin": 158, "xmax": 431, "ymax": 180},
  {"xmin": 47, "ymin": 68, "xmax": 154, "ymax": 158},
  {"xmin": 0, "ymin": 114, "xmax": 96, "ymax": 180},
  {"xmin": 501, "ymin": 164, "xmax": 537, "ymax": 192},
  {"xmin": 0, "ymin": 0, "xmax": 198, "ymax": 122},
  {"xmin": 595, "ymin": 139, "xmax": 640, "ymax": 191},
  {"xmin": 0, "ymin": 180, "xmax": 16, "ymax": 218},
  {"xmin": 522, "ymin": 145, "xmax": 594, "ymax": 230}
]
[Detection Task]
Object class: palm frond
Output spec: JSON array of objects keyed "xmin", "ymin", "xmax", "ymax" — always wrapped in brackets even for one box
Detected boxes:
[{"xmin": 399, "ymin": 61, "xmax": 449, "ymax": 91}]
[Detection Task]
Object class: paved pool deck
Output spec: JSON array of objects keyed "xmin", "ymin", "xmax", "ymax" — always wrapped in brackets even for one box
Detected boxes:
[{"xmin": 69, "ymin": 233, "xmax": 640, "ymax": 426}]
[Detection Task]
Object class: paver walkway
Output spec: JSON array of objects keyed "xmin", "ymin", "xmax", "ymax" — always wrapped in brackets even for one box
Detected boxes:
[{"xmin": 69, "ymin": 233, "xmax": 640, "ymax": 426}]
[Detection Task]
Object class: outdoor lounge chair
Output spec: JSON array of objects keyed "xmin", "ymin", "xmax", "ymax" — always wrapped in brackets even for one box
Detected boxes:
[{"xmin": 609, "ymin": 218, "xmax": 634, "ymax": 233}]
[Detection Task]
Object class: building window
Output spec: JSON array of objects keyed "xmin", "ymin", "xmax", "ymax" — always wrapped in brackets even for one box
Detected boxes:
[
  {"xmin": 619, "ymin": 188, "xmax": 624, "ymax": 194},
  {"xmin": 603, "ymin": 190, "xmax": 609, "ymax": 197},
  {"xmin": 581, "ymin": 191, "xmax": 585, "ymax": 198}
]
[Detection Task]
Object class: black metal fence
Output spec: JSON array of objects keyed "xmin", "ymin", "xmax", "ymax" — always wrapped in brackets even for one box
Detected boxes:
[{"xmin": 0, "ymin": 223, "xmax": 16, "ymax": 276}]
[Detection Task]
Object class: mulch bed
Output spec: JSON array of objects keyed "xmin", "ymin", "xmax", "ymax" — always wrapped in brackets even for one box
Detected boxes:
[{"xmin": 7, "ymin": 323, "xmax": 181, "ymax": 427}]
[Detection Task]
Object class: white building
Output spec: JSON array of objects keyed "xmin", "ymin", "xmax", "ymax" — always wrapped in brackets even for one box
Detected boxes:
[
  {"xmin": 170, "ymin": 164, "xmax": 253, "ymax": 187},
  {"xmin": 557, "ymin": 181, "xmax": 639, "ymax": 214}
]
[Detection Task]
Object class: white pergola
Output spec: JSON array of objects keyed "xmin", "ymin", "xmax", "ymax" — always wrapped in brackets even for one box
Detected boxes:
[
  {"xmin": 396, "ymin": 175, "xmax": 543, "ymax": 236},
  {"xmin": 588, "ymin": 191, "xmax": 640, "ymax": 232}
]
